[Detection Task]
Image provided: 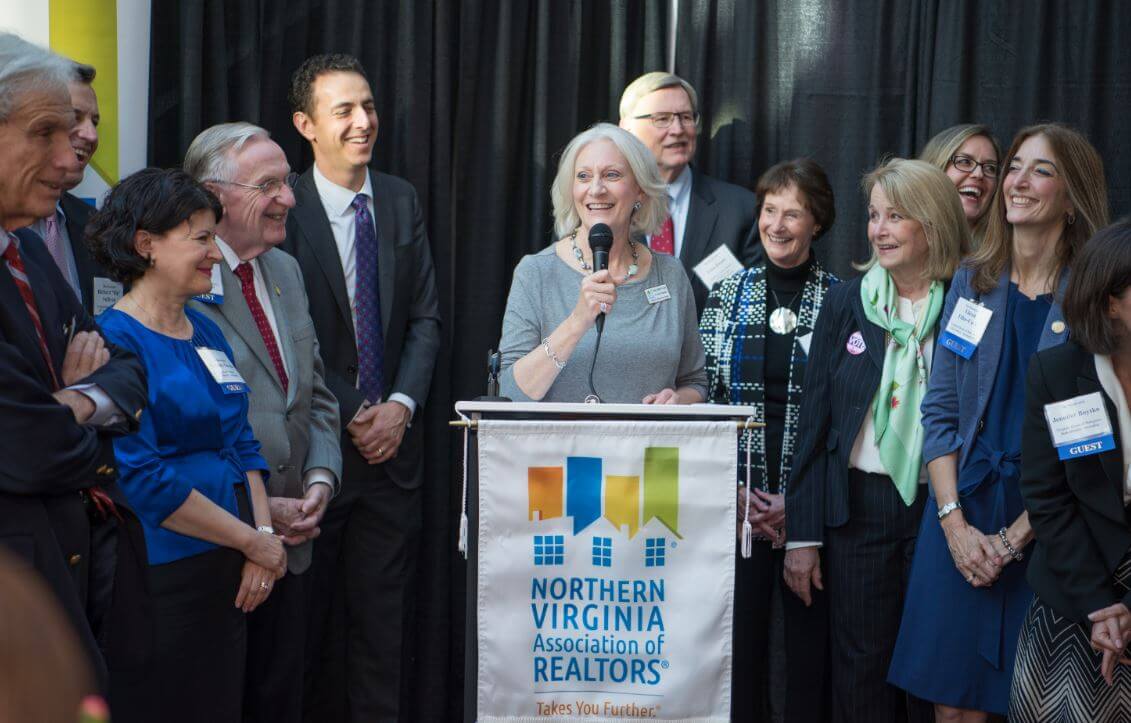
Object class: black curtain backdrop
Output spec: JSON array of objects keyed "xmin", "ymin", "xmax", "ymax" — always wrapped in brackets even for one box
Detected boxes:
[{"xmin": 147, "ymin": 2, "xmax": 1129, "ymax": 719}]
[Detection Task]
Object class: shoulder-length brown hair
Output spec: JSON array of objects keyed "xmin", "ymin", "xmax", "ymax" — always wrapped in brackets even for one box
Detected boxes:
[
  {"xmin": 967, "ymin": 123, "xmax": 1110, "ymax": 294},
  {"xmin": 918, "ymin": 123, "xmax": 1002, "ymax": 238},
  {"xmin": 1063, "ymin": 220, "xmax": 1131, "ymax": 354},
  {"xmin": 855, "ymin": 158, "xmax": 968, "ymax": 282}
]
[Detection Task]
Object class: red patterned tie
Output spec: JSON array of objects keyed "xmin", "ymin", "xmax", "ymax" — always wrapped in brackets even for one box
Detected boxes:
[
  {"xmin": 234, "ymin": 262, "xmax": 289, "ymax": 393},
  {"xmin": 651, "ymin": 215, "xmax": 675, "ymax": 255},
  {"xmin": 3, "ymin": 238, "xmax": 60, "ymax": 389}
]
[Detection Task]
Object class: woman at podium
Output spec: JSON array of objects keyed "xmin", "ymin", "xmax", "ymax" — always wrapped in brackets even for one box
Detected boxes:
[
  {"xmin": 497, "ymin": 123, "xmax": 706, "ymax": 404},
  {"xmin": 698, "ymin": 158, "xmax": 839, "ymax": 721}
]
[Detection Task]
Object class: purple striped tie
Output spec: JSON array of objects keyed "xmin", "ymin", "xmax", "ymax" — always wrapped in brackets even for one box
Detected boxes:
[{"xmin": 351, "ymin": 194, "xmax": 385, "ymax": 402}]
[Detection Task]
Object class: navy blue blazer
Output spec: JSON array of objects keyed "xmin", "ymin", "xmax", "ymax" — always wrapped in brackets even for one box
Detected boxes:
[{"xmin": 921, "ymin": 264, "xmax": 1069, "ymax": 470}]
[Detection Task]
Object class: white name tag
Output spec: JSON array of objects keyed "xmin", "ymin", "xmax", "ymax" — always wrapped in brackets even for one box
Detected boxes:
[
  {"xmin": 939, "ymin": 298, "xmax": 993, "ymax": 359},
  {"xmin": 645, "ymin": 284, "xmax": 671, "ymax": 304},
  {"xmin": 692, "ymin": 245, "xmax": 744, "ymax": 289},
  {"xmin": 91, "ymin": 276, "xmax": 123, "ymax": 316},
  {"xmin": 196, "ymin": 347, "xmax": 248, "ymax": 394},
  {"xmin": 193, "ymin": 265, "xmax": 225, "ymax": 305},
  {"xmin": 1044, "ymin": 392, "xmax": 1115, "ymax": 460}
]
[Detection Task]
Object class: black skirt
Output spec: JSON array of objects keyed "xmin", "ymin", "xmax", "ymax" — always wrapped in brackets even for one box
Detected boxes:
[{"xmin": 1010, "ymin": 553, "xmax": 1131, "ymax": 721}]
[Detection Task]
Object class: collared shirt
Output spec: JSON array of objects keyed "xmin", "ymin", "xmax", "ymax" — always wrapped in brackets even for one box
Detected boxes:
[
  {"xmin": 214, "ymin": 236, "xmax": 336, "ymax": 495},
  {"xmin": 310, "ymin": 164, "xmax": 416, "ymax": 417},
  {"xmin": 1095, "ymin": 354, "xmax": 1131, "ymax": 503},
  {"xmin": 2, "ymin": 230, "xmax": 120, "ymax": 426},
  {"xmin": 667, "ymin": 165, "xmax": 693, "ymax": 257},
  {"xmin": 215, "ymin": 237, "xmax": 289, "ymax": 377},
  {"xmin": 30, "ymin": 203, "xmax": 82, "ymax": 300}
]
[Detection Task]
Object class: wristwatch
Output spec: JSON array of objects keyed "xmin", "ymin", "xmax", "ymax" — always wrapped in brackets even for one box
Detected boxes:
[
  {"xmin": 256, "ymin": 525, "xmax": 275, "ymax": 535},
  {"xmin": 937, "ymin": 501, "xmax": 962, "ymax": 520}
]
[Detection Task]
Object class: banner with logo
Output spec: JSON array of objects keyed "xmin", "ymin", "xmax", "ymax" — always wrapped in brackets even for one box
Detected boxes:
[{"xmin": 476, "ymin": 419, "xmax": 736, "ymax": 722}]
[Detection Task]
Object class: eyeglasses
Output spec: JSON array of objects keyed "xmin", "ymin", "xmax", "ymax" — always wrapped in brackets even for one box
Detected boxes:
[
  {"xmin": 206, "ymin": 172, "xmax": 299, "ymax": 198},
  {"xmin": 632, "ymin": 111, "xmax": 699, "ymax": 129},
  {"xmin": 949, "ymin": 155, "xmax": 999, "ymax": 179}
]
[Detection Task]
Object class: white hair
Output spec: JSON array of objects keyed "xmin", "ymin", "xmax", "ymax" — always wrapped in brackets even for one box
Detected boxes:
[
  {"xmin": 550, "ymin": 123, "xmax": 668, "ymax": 239},
  {"xmin": 184, "ymin": 122, "xmax": 272, "ymax": 182},
  {"xmin": 0, "ymin": 32, "xmax": 72, "ymax": 122}
]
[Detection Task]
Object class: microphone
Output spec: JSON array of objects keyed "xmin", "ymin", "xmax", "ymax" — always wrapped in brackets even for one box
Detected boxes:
[{"xmin": 588, "ymin": 223, "xmax": 613, "ymax": 333}]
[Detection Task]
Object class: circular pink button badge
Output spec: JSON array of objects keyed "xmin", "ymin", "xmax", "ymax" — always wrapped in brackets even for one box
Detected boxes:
[{"xmin": 846, "ymin": 331, "xmax": 866, "ymax": 355}]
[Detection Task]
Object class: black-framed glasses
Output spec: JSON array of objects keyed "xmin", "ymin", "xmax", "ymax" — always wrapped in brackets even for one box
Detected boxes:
[
  {"xmin": 206, "ymin": 172, "xmax": 299, "ymax": 198},
  {"xmin": 950, "ymin": 155, "xmax": 999, "ymax": 179},
  {"xmin": 632, "ymin": 111, "xmax": 699, "ymax": 129}
]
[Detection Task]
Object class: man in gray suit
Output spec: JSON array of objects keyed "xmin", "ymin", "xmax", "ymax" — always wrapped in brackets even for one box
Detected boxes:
[{"xmin": 185, "ymin": 122, "xmax": 342, "ymax": 723}]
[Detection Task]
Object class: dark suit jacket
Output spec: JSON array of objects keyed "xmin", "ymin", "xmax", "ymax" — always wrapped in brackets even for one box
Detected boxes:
[
  {"xmin": 283, "ymin": 169, "xmax": 441, "ymax": 490},
  {"xmin": 0, "ymin": 228, "xmax": 149, "ymax": 683},
  {"xmin": 1020, "ymin": 341, "xmax": 1131, "ymax": 624},
  {"xmin": 679, "ymin": 168, "xmax": 760, "ymax": 314},
  {"xmin": 59, "ymin": 192, "xmax": 112, "ymax": 315}
]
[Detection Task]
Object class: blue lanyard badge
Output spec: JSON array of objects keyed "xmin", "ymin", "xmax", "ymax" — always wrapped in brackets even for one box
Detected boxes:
[
  {"xmin": 939, "ymin": 298, "xmax": 992, "ymax": 359},
  {"xmin": 1044, "ymin": 392, "xmax": 1115, "ymax": 460},
  {"xmin": 193, "ymin": 265, "xmax": 224, "ymax": 305}
]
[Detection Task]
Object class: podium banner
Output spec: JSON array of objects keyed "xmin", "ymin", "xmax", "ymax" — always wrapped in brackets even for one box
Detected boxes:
[{"xmin": 476, "ymin": 419, "xmax": 736, "ymax": 722}]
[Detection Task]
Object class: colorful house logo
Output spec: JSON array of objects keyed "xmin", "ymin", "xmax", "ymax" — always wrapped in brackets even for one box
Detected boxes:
[{"xmin": 527, "ymin": 447, "xmax": 681, "ymax": 539}]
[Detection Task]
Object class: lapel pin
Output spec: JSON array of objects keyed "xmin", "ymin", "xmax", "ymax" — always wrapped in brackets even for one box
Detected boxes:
[
  {"xmin": 274, "ymin": 285, "xmax": 281, "ymax": 296},
  {"xmin": 1051, "ymin": 320, "xmax": 1066, "ymax": 334}
]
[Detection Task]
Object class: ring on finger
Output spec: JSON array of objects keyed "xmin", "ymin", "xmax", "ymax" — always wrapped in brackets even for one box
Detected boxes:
[
  {"xmin": 259, "ymin": 581, "xmax": 269, "ymax": 590},
  {"xmin": 599, "ymin": 301, "xmax": 608, "ymax": 313},
  {"xmin": 377, "ymin": 447, "xmax": 384, "ymax": 456}
]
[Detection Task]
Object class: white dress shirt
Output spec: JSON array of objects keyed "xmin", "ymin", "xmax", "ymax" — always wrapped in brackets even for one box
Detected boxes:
[
  {"xmin": 311, "ymin": 164, "xmax": 416, "ymax": 417},
  {"xmin": 1094, "ymin": 354, "xmax": 1131, "ymax": 503}
]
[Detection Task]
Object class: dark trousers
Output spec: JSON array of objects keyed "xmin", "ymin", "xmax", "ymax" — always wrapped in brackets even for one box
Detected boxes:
[
  {"xmin": 731, "ymin": 541, "xmax": 830, "ymax": 722},
  {"xmin": 824, "ymin": 470, "xmax": 926, "ymax": 723},
  {"xmin": 244, "ymin": 568, "xmax": 309, "ymax": 723},
  {"xmin": 304, "ymin": 468, "xmax": 422, "ymax": 723}
]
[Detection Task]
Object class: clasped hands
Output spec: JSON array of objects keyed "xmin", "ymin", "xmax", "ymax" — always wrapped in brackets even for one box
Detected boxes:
[
  {"xmin": 347, "ymin": 400, "xmax": 411, "ymax": 464},
  {"xmin": 1089, "ymin": 602, "xmax": 1131, "ymax": 685},
  {"xmin": 236, "ymin": 527, "xmax": 287, "ymax": 613},
  {"xmin": 736, "ymin": 487, "xmax": 785, "ymax": 545},
  {"xmin": 52, "ymin": 331, "xmax": 111, "ymax": 423},
  {"xmin": 268, "ymin": 483, "xmax": 332, "ymax": 546},
  {"xmin": 942, "ymin": 517, "xmax": 1013, "ymax": 589}
]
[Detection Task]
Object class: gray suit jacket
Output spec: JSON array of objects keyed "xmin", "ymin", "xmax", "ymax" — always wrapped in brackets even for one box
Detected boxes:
[{"xmin": 190, "ymin": 247, "xmax": 342, "ymax": 573}]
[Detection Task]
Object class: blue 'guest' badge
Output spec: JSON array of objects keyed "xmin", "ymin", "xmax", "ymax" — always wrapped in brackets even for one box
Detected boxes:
[
  {"xmin": 940, "ymin": 298, "xmax": 992, "ymax": 360},
  {"xmin": 1044, "ymin": 392, "xmax": 1115, "ymax": 460},
  {"xmin": 196, "ymin": 347, "xmax": 249, "ymax": 395}
]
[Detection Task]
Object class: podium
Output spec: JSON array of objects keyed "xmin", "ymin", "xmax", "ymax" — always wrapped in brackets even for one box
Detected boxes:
[{"xmin": 454, "ymin": 401, "xmax": 756, "ymax": 723}]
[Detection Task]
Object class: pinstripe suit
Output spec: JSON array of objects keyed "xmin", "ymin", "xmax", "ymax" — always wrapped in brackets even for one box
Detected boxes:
[{"xmin": 785, "ymin": 276, "xmax": 935, "ymax": 722}]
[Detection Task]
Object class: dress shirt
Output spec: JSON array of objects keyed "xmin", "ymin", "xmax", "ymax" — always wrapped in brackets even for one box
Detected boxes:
[
  {"xmin": 787, "ymin": 295, "xmax": 934, "ymax": 552},
  {"xmin": 310, "ymin": 164, "xmax": 416, "ymax": 418},
  {"xmin": 648, "ymin": 165, "xmax": 693, "ymax": 257},
  {"xmin": 30, "ymin": 204, "xmax": 82, "ymax": 299},
  {"xmin": 1094, "ymin": 354, "xmax": 1131, "ymax": 503},
  {"xmin": 214, "ymin": 237, "xmax": 336, "ymax": 494},
  {"xmin": 1, "ymin": 231, "xmax": 120, "ymax": 426}
]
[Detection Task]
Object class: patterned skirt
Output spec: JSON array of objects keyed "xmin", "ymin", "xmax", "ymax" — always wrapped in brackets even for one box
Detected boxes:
[{"xmin": 1009, "ymin": 554, "xmax": 1131, "ymax": 722}]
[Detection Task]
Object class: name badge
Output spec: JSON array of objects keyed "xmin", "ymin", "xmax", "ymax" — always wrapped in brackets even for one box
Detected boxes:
[
  {"xmin": 645, "ymin": 284, "xmax": 671, "ymax": 304},
  {"xmin": 692, "ymin": 245, "xmax": 744, "ymax": 289},
  {"xmin": 193, "ymin": 265, "xmax": 225, "ymax": 305},
  {"xmin": 1044, "ymin": 392, "xmax": 1115, "ymax": 460},
  {"xmin": 939, "ymin": 298, "xmax": 993, "ymax": 359},
  {"xmin": 196, "ymin": 347, "xmax": 248, "ymax": 394},
  {"xmin": 91, "ymin": 277, "xmax": 124, "ymax": 316}
]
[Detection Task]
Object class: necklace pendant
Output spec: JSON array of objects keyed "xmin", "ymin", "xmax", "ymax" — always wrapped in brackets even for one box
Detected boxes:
[
  {"xmin": 769, "ymin": 307, "xmax": 799, "ymax": 335},
  {"xmin": 626, "ymin": 263, "xmax": 638, "ymax": 278}
]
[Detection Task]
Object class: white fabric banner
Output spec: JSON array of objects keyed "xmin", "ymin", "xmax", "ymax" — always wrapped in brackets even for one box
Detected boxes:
[{"xmin": 476, "ymin": 419, "xmax": 736, "ymax": 722}]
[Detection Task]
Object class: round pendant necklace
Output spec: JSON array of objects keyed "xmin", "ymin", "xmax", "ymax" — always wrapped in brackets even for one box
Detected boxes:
[
  {"xmin": 768, "ymin": 289, "xmax": 800, "ymax": 335},
  {"xmin": 571, "ymin": 230, "xmax": 639, "ymax": 282}
]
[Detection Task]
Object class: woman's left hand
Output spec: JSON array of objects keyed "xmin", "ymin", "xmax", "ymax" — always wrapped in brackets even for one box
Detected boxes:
[
  {"xmin": 642, "ymin": 388, "xmax": 679, "ymax": 404},
  {"xmin": 234, "ymin": 560, "xmax": 276, "ymax": 613},
  {"xmin": 750, "ymin": 489, "xmax": 785, "ymax": 542}
]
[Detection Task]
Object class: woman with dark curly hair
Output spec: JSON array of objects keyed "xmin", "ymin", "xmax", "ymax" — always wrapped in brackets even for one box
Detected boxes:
[{"xmin": 85, "ymin": 168, "xmax": 285, "ymax": 723}]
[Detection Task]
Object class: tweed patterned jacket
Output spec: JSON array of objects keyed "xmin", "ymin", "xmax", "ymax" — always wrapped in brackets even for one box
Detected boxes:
[{"xmin": 700, "ymin": 261, "xmax": 838, "ymax": 494}]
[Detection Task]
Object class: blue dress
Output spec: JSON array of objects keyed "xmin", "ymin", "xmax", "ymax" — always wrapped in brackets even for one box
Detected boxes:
[
  {"xmin": 98, "ymin": 307, "xmax": 267, "ymax": 565},
  {"xmin": 888, "ymin": 284, "xmax": 1049, "ymax": 713}
]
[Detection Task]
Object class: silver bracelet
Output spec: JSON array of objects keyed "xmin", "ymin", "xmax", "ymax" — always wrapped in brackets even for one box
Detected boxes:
[
  {"xmin": 937, "ymin": 500, "xmax": 962, "ymax": 520},
  {"xmin": 541, "ymin": 337, "xmax": 566, "ymax": 370},
  {"xmin": 998, "ymin": 527, "xmax": 1023, "ymax": 562}
]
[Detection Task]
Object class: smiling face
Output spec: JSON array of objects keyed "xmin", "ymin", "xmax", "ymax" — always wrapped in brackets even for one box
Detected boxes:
[
  {"xmin": 65, "ymin": 80, "xmax": 99, "ymax": 188},
  {"xmin": 868, "ymin": 184, "xmax": 930, "ymax": 278},
  {"xmin": 620, "ymin": 86, "xmax": 697, "ymax": 183},
  {"xmin": 759, "ymin": 184, "xmax": 817, "ymax": 269},
  {"xmin": 212, "ymin": 138, "xmax": 295, "ymax": 254},
  {"xmin": 1003, "ymin": 133, "xmax": 1073, "ymax": 230},
  {"xmin": 946, "ymin": 135, "xmax": 997, "ymax": 225},
  {"xmin": 294, "ymin": 70, "xmax": 377, "ymax": 187},
  {"xmin": 138, "ymin": 208, "xmax": 222, "ymax": 298},
  {"xmin": 571, "ymin": 139, "xmax": 644, "ymax": 239},
  {"xmin": 0, "ymin": 88, "xmax": 79, "ymax": 229}
]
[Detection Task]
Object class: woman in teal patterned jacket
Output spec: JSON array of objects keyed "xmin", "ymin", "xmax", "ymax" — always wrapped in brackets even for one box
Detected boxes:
[{"xmin": 699, "ymin": 159, "xmax": 837, "ymax": 722}]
